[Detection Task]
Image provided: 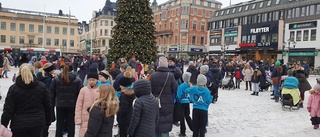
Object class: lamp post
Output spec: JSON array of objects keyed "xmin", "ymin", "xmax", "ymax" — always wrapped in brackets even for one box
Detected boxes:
[
  {"xmin": 221, "ymin": 43, "xmax": 228, "ymax": 59},
  {"xmin": 283, "ymin": 39, "xmax": 296, "ymax": 63}
]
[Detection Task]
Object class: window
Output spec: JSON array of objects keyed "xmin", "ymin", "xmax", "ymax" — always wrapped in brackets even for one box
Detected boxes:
[
  {"xmin": 201, "ymin": 22, "xmax": 205, "ymax": 31},
  {"xmin": 295, "ymin": 8, "xmax": 300, "ymax": 17},
  {"xmin": 296, "ymin": 31, "xmax": 301, "ymax": 41},
  {"xmin": 303, "ymin": 30, "xmax": 309, "ymax": 41},
  {"xmin": 232, "ymin": 8, "xmax": 236, "ymax": 13},
  {"xmin": 46, "ymin": 38, "xmax": 51, "ymax": 46},
  {"xmin": 10, "ymin": 36, "xmax": 15, "ymax": 44},
  {"xmin": 273, "ymin": 11, "xmax": 279, "ymax": 20},
  {"xmin": 215, "ymin": 4, "xmax": 219, "ymax": 9},
  {"xmin": 242, "ymin": 36, "xmax": 247, "ymax": 43},
  {"xmin": 158, "ymin": 37, "xmax": 160, "ymax": 44},
  {"xmin": 163, "ymin": 37, "xmax": 166, "ymax": 44},
  {"xmin": 100, "ymin": 20, "xmax": 103, "ymax": 26},
  {"xmin": 311, "ymin": 29, "xmax": 316, "ymax": 41},
  {"xmin": 275, "ymin": 0, "xmax": 280, "ymax": 5},
  {"xmin": 111, "ymin": 21, "xmax": 114, "ymax": 26},
  {"xmin": 234, "ymin": 18, "xmax": 239, "ymax": 26},
  {"xmin": 238, "ymin": 7, "xmax": 242, "ymax": 12},
  {"xmin": 287, "ymin": 9, "xmax": 292, "ymax": 18},
  {"xmin": 200, "ymin": 0, "xmax": 203, "ymax": 5},
  {"xmin": 10, "ymin": 23, "xmax": 16, "ymax": 31},
  {"xmin": 194, "ymin": 8, "xmax": 197, "ymax": 16},
  {"xmin": 245, "ymin": 5, "xmax": 249, "ymax": 10},
  {"xmin": 105, "ymin": 20, "xmax": 108, "ymax": 26},
  {"xmin": 181, "ymin": 20, "xmax": 189, "ymax": 29},
  {"xmin": 192, "ymin": 36, "xmax": 196, "ymax": 44},
  {"xmin": 55, "ymin": 27, "xmax": 59, "ymax": 34},
  {"xmin": 47, "ymin": 26, "xmax": 51, "ymax": 34},
  {"xmin": 259, "ymin": 2, "xmax": 263, "ymax": 8},
  {"xmin": 62, "ymin": 39, "xmax": 67, "ymax": 46},
  {"xmin": 192, "ymin": 0, "xmax": 196, "ymax": 4},
  {"xmin": 301, "ymin": 7, "xmax": 305, "ymax": 17},
  {"xmin": 100, "ymin": 29, "xmax": 102, "ymax": 36},
  {"xmin": 0, "ymin": 35, "xmax": 5, "ymax": 43},
  {"xmin": 19, "ymin": 36, "xmax": 24, "ymax": 44},
  {"xmin": 1, "ymin": 22, "xmax": 6, "ymax": 30},
  {"xmin": 272, "ymin": 33, "xmax": 278, "ymax": 42},
  {"xmin": 200, "ymin": 37, "xmax": 205, "ymax": 45},
  {"xmin": 54, "ymin": 39, "xmax": 59, "ymax": 46},
  {"xmin": 251, "ymin": 35, "xmax": 256, "ymax": 43},
  {"xmin": 210, "ymin": 11, "xmax": 213, "ymax": 16},
  {"xmin": 290, "ymin": 31, "xmax": 295, "ymax": 41},
  {"xmin": 208, "ymin": 2, "xmax": 211, "ymax": 7},
  {"xmin": 317, "ymin": 4, "xmax": 320, "ymax": 14},
  {"xmin": 267, "ymin": 0, "xmax": 272, "ymax": 6},
  {"xmin": 28, "ymin": 36, "xmax": 34, "ymax": 44},
  {"xmin": 19, "ymin": 23, "xmax": 25, "ymax": 32},
  {"xmin": 38, "ymin": 25, "xmax": 43, "ymax": 33},
  {"xmin": 202, "ymin": 10, "xmax": 205, "ymax": 17},
  {"xmin": 70, "ymin": 28, "xmax": 75, "ymax": 35},
  {"xmin": 63, "ymin": 28, "xmax": 67, "ymax": 35},
  {"xmin": 182, "ymin": 6, "xmax": 189, "ymax": 15},
  {"xmin": 70, "ymin": 40, "xmax": 74, "ymax": 47},
  {"xmin": 306, "ymin": 6, "xmax": 309, "ymax": 16},
  {"xmin": 193, "ymin": 21, "xmax": 197, "ymax": 30},
  {"xmin": 170, "ymin": 22, "xmax": 172, "ymax": 29},
  {"xmin": 38, "ymin": 38, "xmax": 43, "ymax": 45},
  {"xmin": 262, "ymin": 13, "xmax": 268, "ymax": 22},
  {"xmin": 226, "ymin": 9, "xmax": 230, "ymax": 15},
  {"xmin": 29, "ymin": 24, "xmax": 34, "ymax": 32},
  {"xmin": 175, "ymin": 36, "xmax": 178, "ymax": 44},
  {"xmin": 310, "ymin": 5, "xmax": 315, "ymax": 15},
  {"xmin": 105, "ymin": 29, "xmax": 109, "ymax": 36},
  {"xmin": 252, "ymin": 4, "xmax": 256, "ymax": 10},
  {"xmin": 221, "ymin": 10, "xmax": 224, "ymax": 15}
]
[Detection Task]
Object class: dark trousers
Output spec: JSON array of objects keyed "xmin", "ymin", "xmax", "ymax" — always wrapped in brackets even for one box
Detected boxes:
[
  {"xmin": 236, "ymin": 78, "xmax": 241, "ymax": 88},
  {"xmin": 180, "ymin": 103, "xmax": 193, "ymax": 135},
  {"xmin": 42, "ymin": 125, "xmax": 49, "ymax": 137},
  {"xmin": 245, "ymin": 81, "xmax": 252, "ymax": 90},
  {"xmin": 56, "ymin": 107, "xmax": 75, "ymax": 137},
  {"xmin": 311, "ymin": 117, "xmax": 320, "ymax": 125},
  {"xmin": 12, "ymin": 126, "xmax": 44, "ymax": 137},
  {"xmin": 118, "ymin": 123, "xmax": 129, "ymax": 137},
  {"xmin": 192, "ymin": 109, "xmax": 208, "ymax": 137},
  {"xmin": 211, "ymin": 88, "xmax": 218, "ymax": 101}
]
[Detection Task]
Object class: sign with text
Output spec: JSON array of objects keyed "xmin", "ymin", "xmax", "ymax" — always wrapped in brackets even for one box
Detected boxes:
[
  {"xmin": 250, "ymin": 27, "xmax": 270, "ymax": 34},
  {"xmin": 289, "ymin": 21, "xmax": 317, "ymax": 30},
  {"xmin": 239, "ymin": 43, "xmax": 256, "ymax": 47},
  {"xmin": 191, "ymin": 48, "xmax": 203, "ymax": 52}
]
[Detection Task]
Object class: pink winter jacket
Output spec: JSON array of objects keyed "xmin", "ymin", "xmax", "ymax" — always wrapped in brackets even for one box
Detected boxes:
[
  {"xmin": 0, "ymin": 125, "xmax": 12, "ymax": 137},
  {"xmin": 307, "ymin": 93, "xmax": 320, "ymax": 117},
  {"xmin": 75, "ymin": 85, "xmax": 99, "ymax": 137}
]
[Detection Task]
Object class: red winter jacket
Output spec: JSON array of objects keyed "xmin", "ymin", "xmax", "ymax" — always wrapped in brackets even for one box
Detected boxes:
[{"xmin": 235, "ymin": 70, "xmax": 241, "ymax": 79}]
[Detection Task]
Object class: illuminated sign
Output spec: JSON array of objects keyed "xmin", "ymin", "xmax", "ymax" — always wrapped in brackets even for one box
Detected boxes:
[{"xmin": 250, "ymin": 27, "xmax": 270, "ymax": 33}]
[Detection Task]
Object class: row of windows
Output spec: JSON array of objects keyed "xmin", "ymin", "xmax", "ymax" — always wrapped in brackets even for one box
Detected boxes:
[
  {"xmin": 210, "ymin": 36, "xmax": 239, "ymax": 46},
  {"xmin": 158, "ymin": 35, "xmax": 206, "ymax": 45},
  {"xmin": 0, "ymin": 35, "xmax": 75, "ymax": 47},
  {"xmin": 157, "ymin": 8, "xmax": 213, "ymax": 21},
  {"xmin": 99, "ymin": 29, "xmax": 112, "ymax": 36},
  {"xmin": 99, "ymin": 20, "xmax": 114, "ymax": 27},
  {"xmin": 0, "ymin": 22, "xmax": 75, "ymax": 35},
  {"xmin": 289, "ymin": 29, "xmax": 317, "ymax": 41},
  {"xmin": 157, "ymin": 21, "xmax": 206, "ymax": 31},
  {"xmin": 287, "ymin": 5, "xmax": 320, "ymax": 19},
  {"xmin": 156, "ymin": 0, "xmax": 219, "ymax": 12}
]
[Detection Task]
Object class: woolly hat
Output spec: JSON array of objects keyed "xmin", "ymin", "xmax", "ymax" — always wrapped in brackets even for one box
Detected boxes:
[
  {"xmin": 200, "ymin": 65, "xmax": 209, "ymax": 73},
  {"xmin": 197, "ymin": 74, "xmax": 207, "ymax": 86},
  {"xmin": 158, "ymin": 57, "xmax": 168, "ymax": 68},
  {"xmin": 314, "ymin": 84, "xmax": 320, "ymax": 91},
  {"xmin": 44, "ymin": 63, "xmax": 55, "ymax": 73},
  {"xmin": 119, "ymin": 77, "xmax": 133, "ymax": 87},
  {"xmin": 189, "ymin": 61, "xmax": 194, "ymax": 66},
  {"xmin": 182, "ymin": 72, "xmax": 192, "ymax": 82},
  {"xmin": 168, "ymin": 57, "xmax": 176, "ymax": 64},
  {"xmin": 87, "ymin": 67, "xmax": 98, "ymax": 80},
  {"xmin": 134, "ymin": 79, "xmax": 151, "ymax": 97},
  {"xmin": 275, "ymin": 61, "xmax": 281, "ymax": 67}
]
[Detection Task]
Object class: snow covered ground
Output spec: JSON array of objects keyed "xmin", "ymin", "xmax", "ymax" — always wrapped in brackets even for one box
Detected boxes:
[{"xmin": 0, "ymin": 67, "xmax": 319, "ymax": 137}]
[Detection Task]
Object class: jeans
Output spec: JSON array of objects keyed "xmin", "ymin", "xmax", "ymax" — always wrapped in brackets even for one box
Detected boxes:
[
  {"xmin": 2, "ymin": 70, "xmax": 8, "ymax": 77},
  {"xmin": 12, "ymin": 126, "xmax": 44, "ymax": 137},
  {"xmin": 253, "ymin": 83, "xmax": 259, "ymax": 93},
  {"xmin": 192, "ymin": 109, "xmax": 208, "ymax": 137},
  {"xmin": 236, "ymin": 78, "xmax": 241, "ymax": 88},
  {"xmin": 56, "ymin": 107, "xmax": 75, "ymax": 137},
  {"xmin": 154, "ymin": 132, "xmax": 169, "ymax": 137},
  {"xmin": 273, "ymin": 84, "xmax": 279, "ymax": 99}
]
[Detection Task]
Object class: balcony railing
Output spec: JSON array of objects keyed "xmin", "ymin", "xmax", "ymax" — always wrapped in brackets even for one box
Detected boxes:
[{"xmin": 156, "ymin": 30, "xmax": 173, "ymax": 36}]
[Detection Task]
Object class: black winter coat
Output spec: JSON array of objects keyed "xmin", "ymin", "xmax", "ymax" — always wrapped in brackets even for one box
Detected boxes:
[
  {"xmin": 295, "ymin": 70, "xmax": 311, "ymax": 92},
  {"xmin": 187, "ymin": 65, "xmax": 199, "ymax": 85},
  {"xmin": 49, "ymin": 72, "xmax": 83, "ymax": 107},
  {"xmin": 37, "ymin": 71, "xmax": 53, "ymax": 89},
  {"xmin": 1, "ymin": 76, "xmax": 52, "ymax": 129},
  {"xmin": 117, "ymin": 89, "xmax": 135, "ymax": 125},
  {"xmin": 150, "ymin": 67, "xmax": 178, "ymax": 133},
  {"xmin": 84, "ymin": 106, "xmax": 114, "ymax": 137},
  {"xmin": 128, "ymin": 89, "xmax": 159, "ymax": 137}
]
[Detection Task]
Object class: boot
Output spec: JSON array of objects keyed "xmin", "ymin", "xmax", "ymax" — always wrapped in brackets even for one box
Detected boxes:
[
  {"xmin": 314, "ymin": 124, "xmax": 319, "ymax": 129},
  {"xmin": 245, "ymin": 82, "xmax": 248, "ymax": 90},
  {"xmin": 255, "ymin": 92, "xmax": 259, "ymax": 96},
  {"xmin": 251, "ymin": 92, "xmax": 255, "ymax": 95}
]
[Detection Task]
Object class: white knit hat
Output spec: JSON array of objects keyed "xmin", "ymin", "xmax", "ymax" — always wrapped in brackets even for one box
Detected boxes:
[{"xmin": 197, "ymin": 74, "xmax": 207, "ymax": 86}]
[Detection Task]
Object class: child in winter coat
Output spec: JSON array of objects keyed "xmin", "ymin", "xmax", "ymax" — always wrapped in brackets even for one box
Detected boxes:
[
  {"xmin": 307, "ymin": 84, "xmax": 320, "ymax": 129},
  {"xmin": 185, "ymin": 74, "xmax": 213, "ymax": 137},
  {"xmin": 177, "ymin": 72, "xmax": 193, "ymax": 137},
  {"xmin": 235, "ymin": 65, "xmax": 241, "ymax": 89},
  {"xmin": 84, "ymin": 84, "xmax": 119, "ymax": 137},
  {"xmin": 0, "ymin": 124, "xmax": 12, "ymax": 137},
  {"xmin": 75, "ymin": 67, "xmax": 100, "ymax": 137},
  {"xmin": 251, "ymin": 66, "xmax": 261, "ymax": 96},
  {"xmin": 99, "ymin": 70, "xmax": 113, "ymax": 85}
]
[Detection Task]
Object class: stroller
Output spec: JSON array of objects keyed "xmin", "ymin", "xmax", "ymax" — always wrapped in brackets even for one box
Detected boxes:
[
  {"xmin": 280, "ymin": 76, "xmax": 302, "ymax": 111},
  {"xmin": 260, "ymin": 71, "xmax": 273, "ymax": 92},
  {"xmin": 221, "ymin": 72, "xmax": 235, "ymax": 90},
  {"xmin": 281, "ymin": 91, "xmax": 301, "ymax": 111}
]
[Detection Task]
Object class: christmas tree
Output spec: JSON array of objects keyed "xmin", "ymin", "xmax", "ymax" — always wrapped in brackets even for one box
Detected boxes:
[{"xmin": 108, "ymin": 0, "xmax": 158, "ymax": 65}]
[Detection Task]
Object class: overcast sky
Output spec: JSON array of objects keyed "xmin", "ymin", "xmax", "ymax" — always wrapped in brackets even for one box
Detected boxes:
[{"xmin": 1, "ymin": 0, "xmax": 246, "ymax": 22}]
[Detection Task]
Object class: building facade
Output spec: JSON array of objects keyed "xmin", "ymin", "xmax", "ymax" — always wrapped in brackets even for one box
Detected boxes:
[
  {"xmin": 78, "ymin": 0, "xmax": 117, "ymax": 55},
  {"xmin": 208, "ymin": 0, "xmax": 320, "ymax": 66},
  {"xmin": 0, "ymin": 2, "xmax": 79, "ymax": 53},
  {"xmin": 152, "ymin": 0, "xmax": 222, "ymax": 59}
]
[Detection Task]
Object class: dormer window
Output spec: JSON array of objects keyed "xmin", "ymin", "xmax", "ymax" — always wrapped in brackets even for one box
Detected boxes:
[
  {"xmin": 239, "ymin": 7, "xmax": 242, "ymax": 12},
  {"xmin": 232, "ymin": 8, "xmax": 236, "ymax": 13},
  {"xmin": 226, "ymin": 9, "xmax": 230, "ymax": 14},
  {"xmin": 221, "ymin": 10, "xmax": 224, "ymax": 15},
  {"xmin": 245, "ymin": 5, "xmax": 249, "ymax": 10},
  {"xmin": 216, "ymin": 12, "xmax": 219, "ymax": 16},
  {"xmin": 252, "ymin": 4, "xmax": 256, "ymax": 9},
  {"xmin": 259, "ymin": 2, "xmax": 263, "ymax": 8},
  {"xmin": 267, "ymin": 0, "xmax": 272, "ymax": 6}
]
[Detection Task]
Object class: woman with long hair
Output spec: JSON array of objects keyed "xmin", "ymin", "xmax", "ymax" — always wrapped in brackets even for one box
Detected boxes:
[
  {"xmin": 1, "ymin": 63, "xmax": 52, "ymax": 137},
  {"xmin": 84, "ymin": 84, "xmax": 119, "ymax": 137},
  {"xmin": 50, "ymin": 62, "xmax": 83, "ymax": 137},
  {"xmin": 2, "ymin": 53, "xmax": 10, "ymax": 78},
  {"xmin": 242, "ymin": 63, "xmax": 253, "ymax": 91},
  {"xmin": 271, "ymin": 61, "xmax": 283, "ymax": 102}
]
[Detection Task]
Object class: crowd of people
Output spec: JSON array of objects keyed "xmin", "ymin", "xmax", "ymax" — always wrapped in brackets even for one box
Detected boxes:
[{"xmin": 0, "ymin": 51, "xmax": 320, "ymax": 137}]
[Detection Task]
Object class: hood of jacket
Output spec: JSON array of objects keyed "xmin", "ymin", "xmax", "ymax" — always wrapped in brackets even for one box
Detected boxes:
[
  {"xmin": 188, "ymin": 65, "xmax": 197, "ymax": 72},
  {"xmin": 15, "ymin": 75, "xmax": 39, "ymax": 89},
  {"xmin": 210, "ymin": 67, "xmax": 220, "ymax": 73},
  {"xmin": 37, "ymin": 72, "xmax": 53, "ymax": 82},
  {"xmin": 134, "ymin": 79, "xmax": 151, "ymax": 98}
]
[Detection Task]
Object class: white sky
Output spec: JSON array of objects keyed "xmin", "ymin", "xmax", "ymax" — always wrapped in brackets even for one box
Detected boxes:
[{"xmin": 1, "ymin": 0, "xmax": 245, "ymax": 22}]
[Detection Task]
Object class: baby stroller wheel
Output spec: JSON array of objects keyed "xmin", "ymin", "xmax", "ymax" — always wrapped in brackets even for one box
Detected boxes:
[{"xmin": 289, "ymin": 107, "xmax": 293, "ymax": 111}]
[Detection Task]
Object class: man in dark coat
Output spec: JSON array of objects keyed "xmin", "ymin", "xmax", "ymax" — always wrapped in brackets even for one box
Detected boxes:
[
  {"xmin": 187, "ymin": 61, "xmax": 199, "ymax": 85},
  {"xmin": 128, "ymin": 79, "xmax": 159, "ymax": 137},
  {"xmin": 210, "ymin": 63, "xmax": 222, "ymax": 103},
  {"xmin": 128, "ymin": 55, "xmax": 137, "ymax": 71},
  {"xmin": 150, "ymin": 57, "xmax": 178, "ymax": 136}
]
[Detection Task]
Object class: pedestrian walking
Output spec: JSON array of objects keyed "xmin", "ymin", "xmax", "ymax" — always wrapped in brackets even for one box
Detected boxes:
[
  {"xmin": 307, "ymin": 84, "xmax": 320, "ymax": 129},
  {"xmin": 271, "ymin": 61, "xmax": 283, "ymax": 102},
  {"xmin": 2, "ymin": 53, "xmax": 10, "ymax": 78},
  {"xmin": 295, "ymin": 68, "xmax": 312, "ymax": 108},
  {"xmin": 242, "ymin": 63, "xmax": 253, "ymax": 91},
  {"xmin": 251, "ymin": 66, "xmax": 261, "ymax": 96}
]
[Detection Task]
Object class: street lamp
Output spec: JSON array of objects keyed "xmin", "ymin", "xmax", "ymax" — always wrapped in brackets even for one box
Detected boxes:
[{"xmin": 283, "ymin": 39, "xmax": 296, "ymax": 62}]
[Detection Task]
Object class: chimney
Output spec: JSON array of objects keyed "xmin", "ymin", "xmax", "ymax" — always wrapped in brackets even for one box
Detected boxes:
[{"xmin": 59, "ymin": 10, "xmax": 63, "ymax": 16}]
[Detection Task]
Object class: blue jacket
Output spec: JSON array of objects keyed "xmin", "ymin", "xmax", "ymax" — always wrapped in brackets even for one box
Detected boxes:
[
  {"xmin": 116, "ymin": 84, "xmax": 134, "ymax": 99},
  {"xmin": 99, "ymin": 80, "xmax": 112, "ymax": 86},
  {"xmin": 284, "ymin": 76, "xmax": 299, "ymax": 89},
  {"xmin": 177, "ymin": 82, "xmax": 191, "ymax": 104},
  {"xmin": 186, "ymin": 86, "xmax": 213, "ymax": 111}
]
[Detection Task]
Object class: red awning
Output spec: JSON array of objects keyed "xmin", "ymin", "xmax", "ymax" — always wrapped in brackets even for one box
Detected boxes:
[
  {"xmin": 4, "ymin": 48, "xmax": 12, "ymax": 51},
  {"xmin": 26, "ymin": 48, "xmax": 34, "ymax": 51},
  {"xmin": 49, "ymin": 49, "xmax": 56, "ymax": 52}
]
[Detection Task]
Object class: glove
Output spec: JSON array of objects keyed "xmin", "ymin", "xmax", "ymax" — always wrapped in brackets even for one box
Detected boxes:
[{"xmin": 307, "ymin": 107, "xmax": 311, "ymax": 112}]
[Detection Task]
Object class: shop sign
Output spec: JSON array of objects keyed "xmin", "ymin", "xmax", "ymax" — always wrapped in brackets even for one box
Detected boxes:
[
  {"xmin": 191, "ymin": 48, "xmax": 203, "ymax": 52},
  {"xmin": 169, "ymin": 48, "xmax": 177, "ymax": 51},
  {"xmin": 224, "ymin": 32, "xmax": 238, "ymax": 37},
  {"xmin": 289, "ymin": 21, "xmax": 317, "ymax": 30},
  {"xmin": 250, "ymin": 27, "xmax": 270, "ymax": 34},
  {"xmin": 283, "ymin": 52, "xmax": 318, "ymax": 56},
  {"xmin": 239, "ymin": 43, "xmax": 256, "ymax": 47}
]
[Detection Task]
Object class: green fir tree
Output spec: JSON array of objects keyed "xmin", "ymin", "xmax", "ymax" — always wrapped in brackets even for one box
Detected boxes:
[{"xmin": 108, "ymin": 0, "xmax": 158, "ymax": 65}]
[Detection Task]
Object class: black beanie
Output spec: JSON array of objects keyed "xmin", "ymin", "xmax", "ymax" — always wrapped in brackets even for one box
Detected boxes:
[
  {"xmin": 87, "ymin": 67, "xmax": 98, "ymax": 80},
  {"xmin": 118, "ymin": 77, "xmax": 133, "ymax": 87},
  {"xmin": 44, "ymin": 64, "xmax": 55, "ymax": 73},
  {"xmin": 168, "ymin": 57, "xmax": 176, "ymax": 64}
]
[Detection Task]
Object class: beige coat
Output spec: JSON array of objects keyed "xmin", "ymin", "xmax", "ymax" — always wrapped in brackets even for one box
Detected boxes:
[
  {"xmin": 75, "ymin": 85, "xmax": 99, "ymax": 137},
  {"xmin": 2, "ymin": 57, "xmax": 10, "ymax": 71},
  {"xmin": 242, "ymin": 68, "xmax": 253, "ymax": 82}
]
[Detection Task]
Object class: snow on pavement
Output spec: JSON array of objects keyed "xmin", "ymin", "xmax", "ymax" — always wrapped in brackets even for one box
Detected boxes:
[{"xmin": 0, "ymin": 67, "xmax": 319, "ymax": 137}]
